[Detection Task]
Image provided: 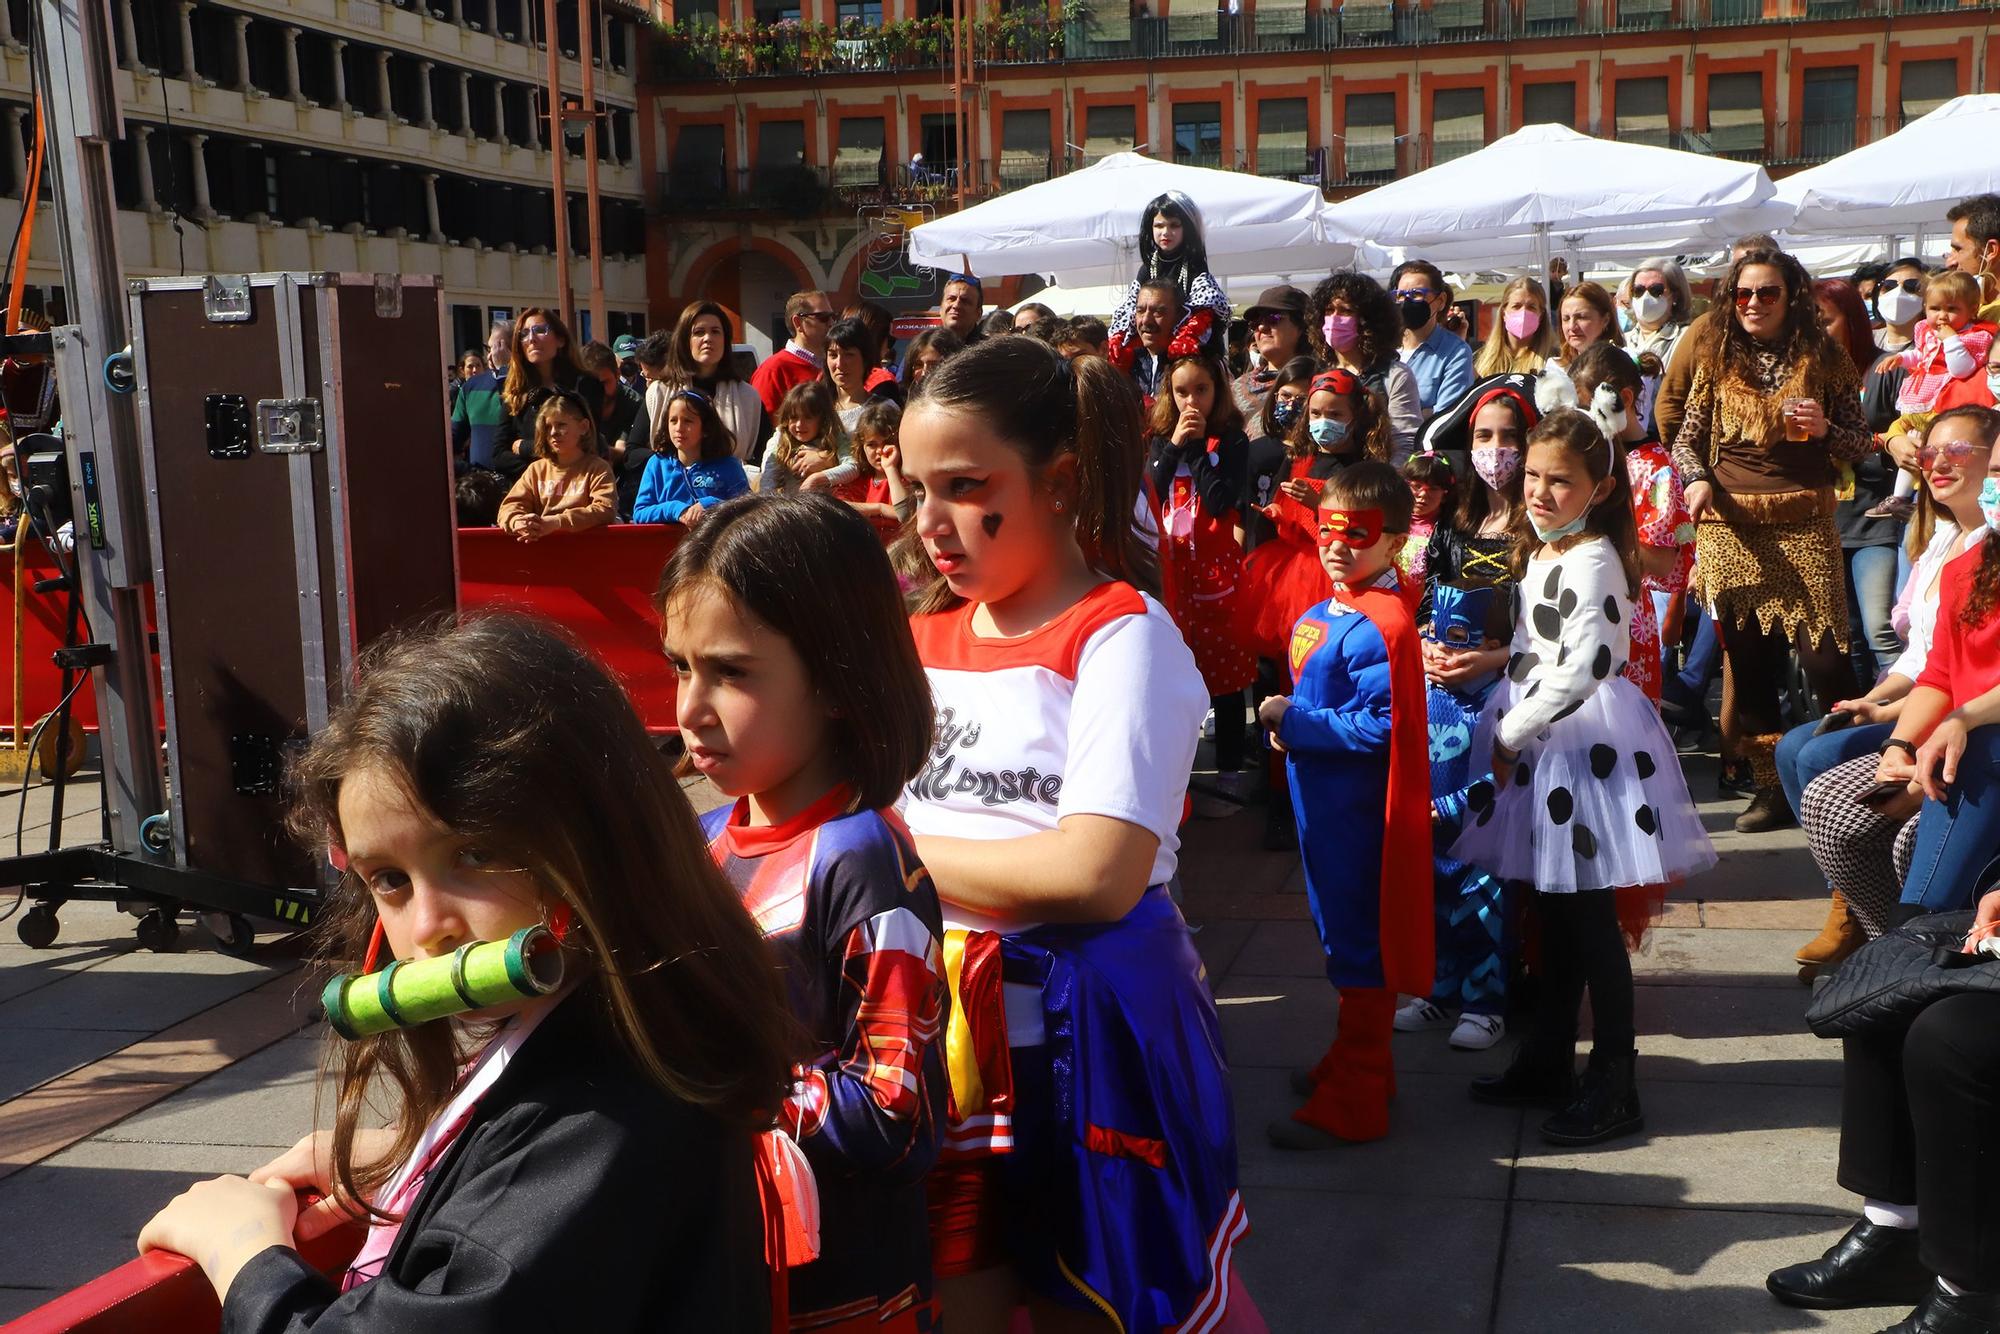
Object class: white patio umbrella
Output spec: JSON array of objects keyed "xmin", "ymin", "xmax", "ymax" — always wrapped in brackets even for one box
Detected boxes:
[
  {"xmin": 1324, "ymin": 124, "xmax": 1789, "ymax": 275},
  {"xmin": 1775, "ymin": 95, "xmax": 2000, "ymax": 239},
  {"xmin": 907, "ymin": 152, "xmax": 1363, "ymax": 287}
]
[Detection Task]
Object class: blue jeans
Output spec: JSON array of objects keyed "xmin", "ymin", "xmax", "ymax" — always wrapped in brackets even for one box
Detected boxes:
[
  {"xmin": 1777, "ymin": 718, "xmax": 1894, "ymax": 819},
  {"xmin": 1665, "ymin": 598, "xmax": 1721, "ymax": 709},
  {"xmin": 1846, "ymin": 544, "xmax": 1904, "ymax": 689},
  {"xmin": 1901, "ymin": 724, "xmax": 2000, "ymax": 914}
]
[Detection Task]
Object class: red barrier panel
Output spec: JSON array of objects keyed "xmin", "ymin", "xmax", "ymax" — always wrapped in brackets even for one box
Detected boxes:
[
  {"xmin": 0, "ymin": 543, "xmax": 161, "ymax": 733},
  {"xmin": 456, "ymin": 524, "xmax": 684, "ymax": 733}
]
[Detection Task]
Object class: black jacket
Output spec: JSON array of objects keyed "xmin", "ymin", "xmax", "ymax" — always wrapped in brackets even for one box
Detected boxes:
[
  {"xmin": 222, "ymin": 997, "xmax": 771, "ymax": 1332},
  {"xmin": 490, "ymin": 369, "xmax": 606, "ymax": 484},
  {"xmin": 1145, "ymin": 428, "xmax": 1249, "ymax": 526}
]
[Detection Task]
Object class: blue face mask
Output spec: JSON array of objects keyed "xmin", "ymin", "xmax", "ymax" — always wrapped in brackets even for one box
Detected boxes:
[
  {"xmin": 1271, "ymin": 398, "xmax": 1301, "ymax": 430},
  {"xmin": 1308, "ymin": 417, "xmax": 1351, "ymax": 449},
  {"xmin": 1981, "ymin": 476, "xmax": 2000, "ymax": 532},
  {"xmin": 1530, "ymin": 510, "xmax": 1592, "ymax": 543}
]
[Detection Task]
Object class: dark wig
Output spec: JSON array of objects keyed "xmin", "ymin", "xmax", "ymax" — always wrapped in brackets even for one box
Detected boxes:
[
  {"xmin": 1308, "ymin": 270, "xmax": 1400, "ymax": 375},
  {"xmin": 1138, "ymin": 191, "xmax": 1211, "ymax": 302}
]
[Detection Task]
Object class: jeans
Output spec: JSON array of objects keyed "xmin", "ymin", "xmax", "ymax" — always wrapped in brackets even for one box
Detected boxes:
[
  {"xmin": 1666, "ymin": 599, "xmax": 1721, "ymax": 709},
  {"xmin": 1776, "ymin": 718, "xmax": 1894, "ymax": 820},
  {"xmin": 1846, "ymin": 543, "xmax": 1904, "ymax": 689},
  {"xmin": 1900, "ymin": 723, "xmax": 2000, "ymax": 913}
]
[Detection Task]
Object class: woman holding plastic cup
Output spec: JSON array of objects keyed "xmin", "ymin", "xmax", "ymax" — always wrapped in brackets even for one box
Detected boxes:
[{"xmin": 1671, "ymin": 248, "xmax": 1876, "ymax": 830}]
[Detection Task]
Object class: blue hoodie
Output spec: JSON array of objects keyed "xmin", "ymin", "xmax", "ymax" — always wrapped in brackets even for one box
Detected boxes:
[{"xmin": 633, "ymin": 452, "xmax": 751, "ymax": 524}]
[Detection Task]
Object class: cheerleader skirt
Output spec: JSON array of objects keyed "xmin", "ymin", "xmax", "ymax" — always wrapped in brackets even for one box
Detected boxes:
[{"xmin": 1449, "ymin": 674, "xmax": 1717, "ymax": 894}]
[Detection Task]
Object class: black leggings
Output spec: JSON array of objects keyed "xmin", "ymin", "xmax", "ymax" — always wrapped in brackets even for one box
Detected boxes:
[
  {"xmin": 1531, "ymin": 890, "xmax": 1635, "ymax": 1059},
  {"xmin": 1212, "ymin": 691, "xmax": 1246, "ymax": 774},
  {"xmin": 1719, "ymin": 621, "xmax": 1859, "ymax": 749},
  {"xmin": 1838, "ymin": 991, "xmax": 2000, "ymax": 1290}
]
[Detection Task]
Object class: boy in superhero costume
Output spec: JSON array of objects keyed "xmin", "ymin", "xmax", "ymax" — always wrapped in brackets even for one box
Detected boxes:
[{"xmin": 1257, "ymin": 461, "xmax": 1434, "ymax": 1149}]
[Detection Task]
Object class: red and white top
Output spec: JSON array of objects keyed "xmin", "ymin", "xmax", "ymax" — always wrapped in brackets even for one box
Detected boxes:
[{"xmin": 904, "ymin": 580, "xmax": 1207, "ymax": 939}]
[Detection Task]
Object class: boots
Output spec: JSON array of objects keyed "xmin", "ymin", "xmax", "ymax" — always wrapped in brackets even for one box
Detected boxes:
[
  {"xmin": 1540, "ymin": 1048, "xmax": 1645, "ymax": 1146},
  {"xmin": 1797, "ymin": 891, "xmax": 1868, "ymax": 973},
  {"xmin": 1271, "ymin": 989, "xmax": 1395, "ymax": 1149},
  {"xmin": 1736, "ymin": 734, "xmax": 1797, "ymax": 833},
  {"xmin": 1470, "ymin": 1036, "xmax": 1575, "ymax": 1107}
]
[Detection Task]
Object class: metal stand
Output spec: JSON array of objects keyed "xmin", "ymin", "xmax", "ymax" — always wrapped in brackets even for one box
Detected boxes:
[{"xmin": 2, "ymin": 0, "xmax": 320, "ymax": 953}]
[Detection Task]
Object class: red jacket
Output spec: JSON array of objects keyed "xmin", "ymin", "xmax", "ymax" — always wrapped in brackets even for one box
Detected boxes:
[{"xmin": 750, "ymin": 347, "xmax": 822, "ymax": 418}]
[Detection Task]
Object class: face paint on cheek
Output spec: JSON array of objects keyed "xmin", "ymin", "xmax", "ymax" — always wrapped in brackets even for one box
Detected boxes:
[{"xmin": 982, "ymin": 512, "xmax": 1004, "ymax": 538}]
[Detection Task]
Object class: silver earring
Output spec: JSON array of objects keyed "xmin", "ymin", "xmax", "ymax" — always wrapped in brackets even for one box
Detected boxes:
[{"xmin": 1054, "ymin": 500, "xmax": 1065, "ymax": 512}]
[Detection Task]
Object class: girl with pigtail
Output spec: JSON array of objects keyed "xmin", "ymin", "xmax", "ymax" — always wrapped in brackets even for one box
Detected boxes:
[
  {"xmin": 1104, "ymin": 192, "xmax": 1232, "ymax": 370},
  {"xmin": 897, "ymin": 338, "xmax": 1256, "ymax": 1333}
]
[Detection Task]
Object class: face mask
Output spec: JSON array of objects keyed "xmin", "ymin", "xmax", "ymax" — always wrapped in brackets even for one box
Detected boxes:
[
  {"xmin": 1615, "ymin": 305, "xmax": 1635, "ymax": 334},
  {"xmin": 1529, "ymin": 510, "xmax": 1592, "ymax": 543},
  {"xmin": 1399, "ymin": 296, "xmax": 1432, "ymax": 331},
  {"xmin": 1470, "ymin": 444, "xmax": 1520, "ymax": 490},
  {"xmin": 1877, "ymin": 286, "xmax": 1924, "ymax": 326},
  {"xmin": 1271, "ymin": 398, "xmax": 1301, "ymax": 429},
  {"xmin": 1323, "ymin": 314, "xmax": 1360, "ymax": 351},
  {"xmin": 1988, "ymin": 370, "xmax": 2000, "ymax": 401},
  {"xmin": 1631, "ymin": 292, "xmax": 1671, "ymax": 326},
  {"xmin": 1982, "ymin": 476, "xmax": 2000, "ymax": 532},
  {"xmin": 1309, "ymin": 417, "xmax": 1351, "ymax": 449},
  {"xmin": 1503, "ymin": 307, "xmax": 1541, "ymax": 341}
]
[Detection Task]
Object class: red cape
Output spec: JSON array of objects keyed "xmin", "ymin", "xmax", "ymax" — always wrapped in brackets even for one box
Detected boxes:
[{"xmin": 1331, "ymin": 580, "xmax": 1436, "ymax": 996}]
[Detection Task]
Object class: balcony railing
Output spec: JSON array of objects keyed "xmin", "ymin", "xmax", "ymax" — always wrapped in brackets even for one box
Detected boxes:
[{"xmin": 656, "ymin": 162, "xmax": 976, "ymax": 214}]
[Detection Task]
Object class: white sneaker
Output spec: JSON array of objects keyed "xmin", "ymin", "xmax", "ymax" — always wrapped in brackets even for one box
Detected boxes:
[
  {"xmin": 1449, "ymin": 1013, "xmax": 1506, "ymax": 1050},
  {"xmin": 1393, "ymin": 998, "xmax": 1452, "ymax": 1032}
]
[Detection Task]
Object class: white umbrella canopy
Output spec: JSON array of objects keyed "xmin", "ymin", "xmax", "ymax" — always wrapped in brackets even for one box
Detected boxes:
[
  {"xmin": 1324, "ymin": 124, "xmax": 1786, "ymax": 272},
  {"xmin": 907, "ymin": 152, "xmax": 1363, "ymax": 285},
  {"xmin": 1775, "ymin": 95, "xmax": 2000, "ymax": 237}
]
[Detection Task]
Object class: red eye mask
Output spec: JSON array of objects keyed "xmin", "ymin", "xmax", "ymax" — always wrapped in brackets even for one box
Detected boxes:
[{"xmin": 1317, "ymin": 507, "xmax": 1386, "ymax": 550}]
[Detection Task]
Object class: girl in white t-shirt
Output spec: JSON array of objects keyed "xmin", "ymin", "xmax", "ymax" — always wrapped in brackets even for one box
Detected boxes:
[{"xmin": 898, "ymin": 337, "xmax": 1253, "ymax": 1334}]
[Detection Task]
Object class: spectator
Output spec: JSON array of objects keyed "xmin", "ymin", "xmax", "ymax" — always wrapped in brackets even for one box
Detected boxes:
[
  {"xmin": 1943, "ymin": 192, "xmax": 2000, "ymax": 294},
  {"xmin": 938, "ymin": 274, "xmax": 986, "ymax": 344},
  {"xmin": 1622, "ymin": 257, "xmax": 1694, "ymax": 430},
  {"xmin": 1129, "ymin": 280, "xmax": 1182, "ymax": 405},
  {"xmin": 826, "ymin": 315, "xmax": 902, "ymax": 430},
  {"xmin": 1054, "ymin": 315, "xmax": 1107, "ymax": 360},
  {"xmin": 978, "ymin": 309, "xmax": 1016, "ymax": 342},
  {"xmin": 453, "ymin": 466, "xmax": 510, "ymax": 528},
  {"xmin": 492, "ymin": 308, "xmax": 603, "ymax": 485},
  {"xmin": 495, "ymin": 390, "xmax": 617, "ymax": 540},
  {"xmin": 899, "ymin": 328, "xmax": 964, "ymax": 394},
  {"xmin": 1012, "ymin": 302, "xmax": 1058, "ymax": 342},
  {"xmin": 1473, "ymin": 276, "xmax": 1558, "ymax": 379},
  {"xmin": 1233, "ymin": 284, "xmax": 1310, "ymax": 416},
  {"xmin": 632, "ymin": 387, "xmax": 751, "ymax": 526},
  {"xmin": 843, "ymin": 299, "xmax": 899, "ymax": 380},
  {"xmin": 751, "ymin": 290, "xmax": 836, "ymax": 420},
  {"xmin": 1671, "ymin": 247, "xmax": 1870, "ymax": 830},
  {"xmin": 1307, "ymin": 270, "xmax": 1423, "ymax": 463},
  {"xmin": 612, "ymin": 333, "xmax": 643, "ymax": 389},
  {"xmin": 1241, "ymin": 353, "xmax": 1316, "ymax": 550},
  {"xmin": 580, "ymin": 340, "xmax": 643, "ymax": 470},
  {"xmin": 1391, "ymin": 260, "xmax": 1475, "ymax": 420},
  {"xmin": 656, "ymin": 302, "xmax": 764, "ymax": 469},
  {"xmin": 1554, "ymin": 281, "xmax": 1620, "ymax": 368},
  {"xmin": 1652, "ymin": 232, "xmax": 1785, "ymax": 451},
  {"xmin": 1849, "ymin": 259, "xmax": 1889, "ymax": 318},
  {"xmin": 486, "ymin": 316, "xmax": 512, "ymax": 378},
  {"xmin": 760, "ymin": 380, "xmax": 854, "ymax": 498},
  {"xmin": 450, "ymin": 348, "xmax": 506, "ymax": 471},
  {"xmin": 1818, "ymin": 278, "xmax": 1907, "ymax": 685}
]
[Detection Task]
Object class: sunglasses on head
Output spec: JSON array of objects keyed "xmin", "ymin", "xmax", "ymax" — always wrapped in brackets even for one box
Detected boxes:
[
  {"xmin": 1635, "ymin": 282, "xmax": 1669, "ymax": 298},
  {"xmin": 1732, "ymin": 285, "xmax": 1785, "ymax": 308},
  {"xmin": 1879, "ymin": 277, "xmax": 1924, "ymax": 295}
]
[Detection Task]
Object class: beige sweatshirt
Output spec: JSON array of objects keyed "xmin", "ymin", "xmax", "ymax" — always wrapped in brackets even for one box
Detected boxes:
[{"xmin": 496, "ymin": 454, "xmax": 618, "ymax": 533}]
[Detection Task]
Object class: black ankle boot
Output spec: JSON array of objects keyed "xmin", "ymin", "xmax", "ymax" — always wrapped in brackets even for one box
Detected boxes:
[
  {"xmin": 1878, "ymin": 1279, "xmax": 2000, "ymax": 1332},
  {"xmin": 1469, "ymin": 1038, "xmax": 1573, "ymax": 1107},
  {"xmin": 1540, "ymin": 1049, "xmax": 1645, "ymax": 1146},
  {"xmin": 1766, "ymin": 1219, "xmax": 1930, "ymax": 1310}
]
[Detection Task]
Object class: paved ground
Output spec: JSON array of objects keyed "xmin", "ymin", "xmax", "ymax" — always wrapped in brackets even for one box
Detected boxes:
[{"xmin": 0, "ymin": 747, "xmax": 1890, "ymax": 1331}]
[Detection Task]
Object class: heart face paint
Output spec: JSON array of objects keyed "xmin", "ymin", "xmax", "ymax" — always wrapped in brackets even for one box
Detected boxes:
[{"xmin": 981, "ymin": 512, "xmax": 1004, "ymax": 538}]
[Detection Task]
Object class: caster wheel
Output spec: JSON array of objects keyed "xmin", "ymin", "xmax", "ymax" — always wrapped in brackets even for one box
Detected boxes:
[
  {"xmin": 140, "ymin": 813, "xmax": 173, "ymax": 855},
  {"xmin": 17, "ymin": 905, "xmax": 58, "ymax": 948},
  {"xmin": 202, "ymin": 912, "xmax": 256, "ymax": 958},
  {"xmin": 135, "ymin": 909, "xmax": 179, "ymax": 953}
]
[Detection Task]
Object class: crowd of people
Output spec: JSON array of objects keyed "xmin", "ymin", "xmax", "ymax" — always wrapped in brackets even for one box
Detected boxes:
[{"xmin": 133, "ymin": 190, "xmax": 2000, "ymax": 1333}]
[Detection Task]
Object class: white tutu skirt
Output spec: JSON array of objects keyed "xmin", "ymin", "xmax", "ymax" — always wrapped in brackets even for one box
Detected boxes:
[{"xmin": 1448, "ymin": 675, "xmax": 1717, "ymax": 893}]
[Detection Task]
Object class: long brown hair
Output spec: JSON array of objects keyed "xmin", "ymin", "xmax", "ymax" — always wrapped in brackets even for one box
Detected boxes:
[
  {"xmin": 909, "ymin": 337, "xmax": 1157, "ymax": 614},
  {"xmin": 1511, "ymin": 407, "xmax": 1643, "ymax": 599},
  {"xmin": 1288, "ymin": 369, "xmax": 1389, "ymax": 463},
  {"xmin": 658, "ymin": 494, "xmax": 934, "ymax": 810},
  {"xmin": 501, "ymin": 306, "xmax": 585, "ymax": 416},
  {"xmin": 288, "ymin": 614, "xmax": 798, "ymax": 1218},
  {"xmin": 666, "ymin": 301, "xmax": 744, "ymax": 387},
  {"xmin": 1715, "ymin": 250, "xmax": 1836, "ymax": 386},
  {"xmin": 1147, "ymin": 354, "xmax": 1246, "ymax": 442},
  {"xmin": 1935, "ymin": 406, "xmax": 2000, "ymax": 628},
  {"xmin": 532, "ymin": 391, "xmax": 601, "ymax": 461}
]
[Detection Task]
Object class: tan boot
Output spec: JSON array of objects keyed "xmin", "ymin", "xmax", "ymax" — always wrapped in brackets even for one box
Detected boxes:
[
  {"xmin": 1796, "ymin": 890, "xmax": 1867, "ymax": 970},
  {"xmin": 1736, "ymin": 733, "xmax": 1798, "ymax": 833}
]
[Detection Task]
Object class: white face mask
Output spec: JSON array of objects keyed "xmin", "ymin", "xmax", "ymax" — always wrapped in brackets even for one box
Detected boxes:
[
  {"xmin": 1878, "ymin": 286, "xmax": 1924, "ymax": 326},
  {"xmin": 1988, "ymin": 369, "xmax": 2000, "ymax": 400},
  {"xmin": 1631, "ymin": 292, "xmax": 1671, "ymax": 326}
]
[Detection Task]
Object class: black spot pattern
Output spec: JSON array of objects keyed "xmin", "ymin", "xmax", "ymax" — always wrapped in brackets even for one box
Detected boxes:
[
  {"xmin": 1603, "ymin": 595, "xmax": 1621, "ymax": 624},
  {"xmin": 1590, "ymin": 744, "xmax": 1617, "ymax": 779},
  {"xmin": 1547, "ymin": 787, "xmax": 1574, "ymax": 824},
  {"xmin": 1543, "ymin": 568, "xmax": 1562, "ymax": 600},
  {"xmin": 1524, "ymin": 682, "xmax": 1540, "ymax": 699},
  {"xmin": 1558, "ymin": 588, "xmax": 1578, "ymax": 617},
  {"xmin": 1635, "ymin": 805, "xmax": 1657, "ymax": 835},
  {"xmin": 1551, "ymin": 700, "xmax": 1584, "ymax": 724},
  {"xmin": 1557, "ymin": 646, "xmax": 1570, "ymax": 666},
  {"xmin": 1635, "ymin": 750, "xmax": 1656, "ymax": 779},
  {"xmin": 1468, "ymin": 781, "xmax": 1494, "ymax": 813},
  {"xmin": 1514, "ymin": 759, "xmax": 1532, "ymax": 787},
  {"xmin": 1591, "ymin": 644, "xmax": 1613, "ymax": 679},
  {"xmin": 1508, "ymin": 651, "xmax": 1540, "ymax": 683},
  {"xmin": 1572, "ymin": 824, "xmax": 1598, "ymax": 859},
  {"xmin": 1533, "ymin": 602, "xmax": 1562, "ymax": 640}
]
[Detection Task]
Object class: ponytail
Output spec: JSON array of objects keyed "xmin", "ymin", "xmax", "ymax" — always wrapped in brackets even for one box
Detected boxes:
[{"xmin": 910, "ymin": 338, "xmax": 1158, "ymax": 614}]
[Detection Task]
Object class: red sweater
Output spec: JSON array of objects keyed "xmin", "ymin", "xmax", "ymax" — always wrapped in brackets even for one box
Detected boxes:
[
  {"xmin": 1916, "ymin": 544, "xmax": 2000, "ymax": 707},
  {"xmin": 749, "ymin": 346, "xmax": 822, "ymax": 418}
]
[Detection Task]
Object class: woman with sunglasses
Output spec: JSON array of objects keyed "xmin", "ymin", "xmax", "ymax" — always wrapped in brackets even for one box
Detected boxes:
[
  {"xmin": 1621, "ymin": 258, "xmax": 1692, "ymax": 432},
  {"xmin": 493, "ymin": 307, "xmax": 604, "ymax": 486},
  {"xmin": 1671, "ymin": 249, "xmax": 1873, "ymax": 832}
]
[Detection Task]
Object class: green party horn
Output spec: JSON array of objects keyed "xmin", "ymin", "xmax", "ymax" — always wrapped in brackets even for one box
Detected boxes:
[{"xmin": 321, "ymin": 926, "xmax": 565, "ymax": 1040}]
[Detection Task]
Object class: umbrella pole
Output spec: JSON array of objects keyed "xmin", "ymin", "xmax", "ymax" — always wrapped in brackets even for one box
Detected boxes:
[{"xmin": 1531, "ymin": 224, "xmax": 1551, "ymax": 284}]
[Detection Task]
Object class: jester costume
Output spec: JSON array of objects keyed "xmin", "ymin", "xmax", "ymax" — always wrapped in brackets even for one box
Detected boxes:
[{"xmin": 1279, "ymin": 561, "xmax": 1434, "ymax": 1143}]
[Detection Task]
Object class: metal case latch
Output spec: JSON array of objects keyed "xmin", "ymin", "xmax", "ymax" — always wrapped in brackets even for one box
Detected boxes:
[
  {"xmin": 229, "ymin": 734, "xmax": 284, "ymax": 796},
  {"xmin": 202, "ymin": 275, "xmax": 253, "ymax": 323},
  {"xmin": 203, "ymin": 394, "xmax": 252, "ymax": 459},
  {"xmin": 255, "ymin": 398, "xmax": 324, "ymax": 454}
]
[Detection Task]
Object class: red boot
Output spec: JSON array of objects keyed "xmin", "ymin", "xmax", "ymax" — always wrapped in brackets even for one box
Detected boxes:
[{"xmin": 1270, "ymin": 989, "xmax": 1396, "ymax": 1149}]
